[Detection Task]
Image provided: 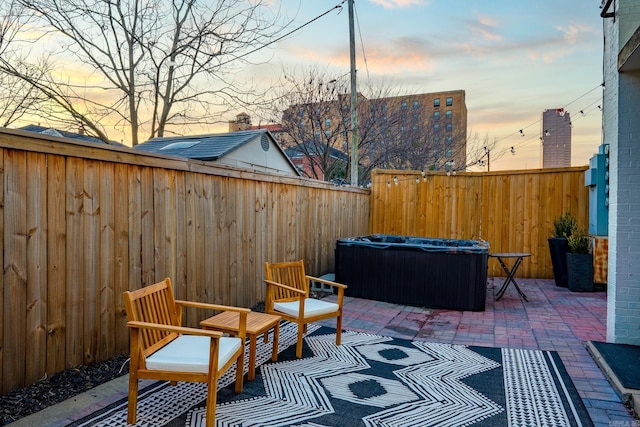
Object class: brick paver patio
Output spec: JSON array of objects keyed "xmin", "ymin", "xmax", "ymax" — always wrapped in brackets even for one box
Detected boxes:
[{"xmin": 321, "ymin": 277, "xmax": 637, "ymax": 427}]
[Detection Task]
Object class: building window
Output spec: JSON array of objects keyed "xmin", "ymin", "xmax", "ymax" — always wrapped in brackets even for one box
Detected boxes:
[
  {"xmin": 446, "ymin": 148, "xmax": 452, "ymax": 157},
  {"xmin": 446, "ymin": 97, "xmax": 453, "ymax": 106},
  {"xmin": 446, "ymin": 135, "xmax": 453, "ymax": 144},
  {"xmin": 325, "ymin": 130, "xmax": 331, "ymax": 137},
  {"xmin": 401, "ymin": 101, "xmax": 408, "ymax": 110},
  {"xmin": 445, "ymin": 110, "xmax": 453, "ymax": 119},
  {"xmin": 412, "ymin": 100, "xmax": 420, "ymax": 109},
  {"xmin": 343, "ymin": 104, "xmax": 349, "ymax": 110},
  {"xmin": 343, "ymin": 117, "xmax": 349, "ymax": 124},
  {"xmin": 434, "ymin": 98, "xmax": 440, "ymax": 107},
  {"xmin": 433, "ymin": 111, "xmax": 441, "ymax": 120},
  {"xmin": 445, "ymin": 123, "xmax": 452, "ymax": 132},
  {"xmin": 434, "ymin": 135, "xmax": 441, "ymax": 143},
  {"xmin": 325, "ymin": 118, "xmax": 331, "ymax": 127},
  {"xmin": 434, "ymin": 124, "xmax": 441, "ymax": 132}
]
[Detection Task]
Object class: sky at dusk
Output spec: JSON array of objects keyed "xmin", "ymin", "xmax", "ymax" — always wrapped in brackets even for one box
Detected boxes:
[{"xmin": 246, "ymin": 0, "xmax": 605, "ymax": 171}]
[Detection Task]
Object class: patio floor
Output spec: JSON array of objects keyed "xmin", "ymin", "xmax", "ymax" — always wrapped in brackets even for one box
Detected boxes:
[
  {"xmin": 318, "ymin": 277, "xmax": 636, "ymax": 426},
  {"xmin": 11, "ymin": 277, "xmax": 638, "ymax": 427}
]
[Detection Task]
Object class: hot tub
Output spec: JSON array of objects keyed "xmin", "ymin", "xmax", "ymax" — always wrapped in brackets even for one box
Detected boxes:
[{"xmin": 335, "ymin": 234, "xmax": 489, "ymax": 311}]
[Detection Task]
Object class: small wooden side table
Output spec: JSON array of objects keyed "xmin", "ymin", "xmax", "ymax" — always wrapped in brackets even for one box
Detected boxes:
[{"xmin": 201, "ymin": 311, "xmax": 281, "ymax": 380}]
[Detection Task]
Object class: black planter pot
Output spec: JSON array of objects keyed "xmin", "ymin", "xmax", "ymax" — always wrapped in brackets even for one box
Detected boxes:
[
  {"xmin": 548, "ymin": 237, "xmax": 569, "ymax": 287},
  {"xmin": 566, "ymin": 253, "xmax": 594, "ymax": 292}
]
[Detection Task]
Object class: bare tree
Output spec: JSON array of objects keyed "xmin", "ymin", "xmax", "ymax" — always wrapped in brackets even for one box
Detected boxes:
[
  {"xmin": 1, "ymin": 0, "xmax": 286, "ymax": 145},
  {"xmin": 0, "ymin": 0, "xmax": 49, "ymax": 128},
  {"xmin": 265, "ymin": 68, "xmax": 494, "ymax": 183}
]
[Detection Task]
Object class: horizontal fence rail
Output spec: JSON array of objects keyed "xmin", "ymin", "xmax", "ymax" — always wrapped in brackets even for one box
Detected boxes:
[
  {"xmin": 0, "ymin": 128, "xmax": 369, "ymax": 394},
  {"xmin": 369, "ymin": 168, "xmax": 590, "ymax": 279}
]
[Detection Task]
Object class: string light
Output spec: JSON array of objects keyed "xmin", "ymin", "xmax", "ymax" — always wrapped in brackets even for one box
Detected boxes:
[{"xmin": 486, "ymin": 83, "xmax": 603, "ymax": 164}]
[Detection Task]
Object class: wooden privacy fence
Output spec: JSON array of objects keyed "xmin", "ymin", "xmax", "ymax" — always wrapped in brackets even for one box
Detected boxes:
[
  {"xmin": 369, "ymin": 168, "xmax": 589, "ymax": 279},
  {"xmin": 0, "ymin": 128, "xmax": 369, "ymax": 394}
]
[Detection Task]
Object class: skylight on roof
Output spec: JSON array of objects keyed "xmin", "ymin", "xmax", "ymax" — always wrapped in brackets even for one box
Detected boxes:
[{"xmin": 160, "ymin": 140, "xmax": 200, "ymax": 150}]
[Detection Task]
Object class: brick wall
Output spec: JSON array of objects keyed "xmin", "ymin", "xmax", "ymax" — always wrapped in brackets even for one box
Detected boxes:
[{"xmin": 605, "ymin": 2, "xmax": 640, "ymax": 345}]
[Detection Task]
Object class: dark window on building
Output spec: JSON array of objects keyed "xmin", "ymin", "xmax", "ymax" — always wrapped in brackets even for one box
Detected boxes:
[
  {"xmin": 434, "ymin": 123, "xmax": 441, "ymax": 132},
  {"xmin": 434, "ymin": 98, "xmax": 440, "ymax": 107},
  {"xmin": 446, "ymin": 97, "xmax": 453, "ymax": 106},
  {"xmin": 433, "ymin": 111, "xmax": 441, "ymax": 120},
  {"xmin": 412, "ymin": 100, "xmax": 420, "ymax": 109},
  {"xmin": 446, "ymin": 135, "xmax": 453, "ymax": 144},
  {"xmin": 445, "ymin": 110, "xmax": 453, "ymax": 119},
  {"xmin": 401, "ymin": 101, "xmax": 408, "ymax": 110},
  {"xmin": 445, "ymin": 123, "xmax": 453, "ymax": 132},
  {"xmin": 325, "ymin": 118, "xmax": 331, "ymax": 127}
]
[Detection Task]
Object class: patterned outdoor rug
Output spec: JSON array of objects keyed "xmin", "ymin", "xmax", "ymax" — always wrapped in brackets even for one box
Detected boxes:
[{"xmin": 70, "ymin": 323, "xmax": 593, "ymax": 426}]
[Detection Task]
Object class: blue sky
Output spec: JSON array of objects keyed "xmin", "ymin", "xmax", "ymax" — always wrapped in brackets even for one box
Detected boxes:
[{"xmin": 251, "ymin": 0, "xmax": 605, "ymax": 171}]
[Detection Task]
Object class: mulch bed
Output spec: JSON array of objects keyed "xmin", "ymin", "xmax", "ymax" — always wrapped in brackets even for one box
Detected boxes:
[{"xmin": 0, "ymin": 354, "xmax": 130, "ymax": 425}]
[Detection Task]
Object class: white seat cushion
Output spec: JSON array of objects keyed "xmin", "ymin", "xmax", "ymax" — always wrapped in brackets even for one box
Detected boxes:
[
  {"xmin": 146, "ymin": 335, "xmax": 242, "ymax": 373},
  {"xmin": 274, "ymin": 298, "xmax": 339, "ymax": 318}
]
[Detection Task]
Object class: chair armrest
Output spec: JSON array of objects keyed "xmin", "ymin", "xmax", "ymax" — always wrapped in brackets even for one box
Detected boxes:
[
  {"xmin": 264, "ymin": 279, "xmax": 306, "ymax": 295},
  {"xmin": 127, "ymin": 320, "xmax": 223, "ymax": 338},
  {"xmin": 175, "ymin": 300, "xmax": 251, "ymax": 314},
  {"xmin": 306, "ymin": 275, "xmax": 348, "ymax": 289}
]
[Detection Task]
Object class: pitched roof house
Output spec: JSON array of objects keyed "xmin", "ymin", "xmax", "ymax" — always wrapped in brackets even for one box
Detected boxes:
[{"xmin": 134, "ymin": 129, "xmax": 301, "ymax": 176}]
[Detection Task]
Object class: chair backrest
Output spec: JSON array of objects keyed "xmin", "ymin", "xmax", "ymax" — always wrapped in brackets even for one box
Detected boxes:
[
  {"xmin": 123, "ymin": 278, "xmax": 181, "ymax": 358},
  {"xmin": 264, "ymin": 260, "xmax": 309, "ymax": 300}
]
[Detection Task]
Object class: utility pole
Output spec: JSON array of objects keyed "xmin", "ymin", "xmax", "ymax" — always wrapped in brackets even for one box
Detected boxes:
[{"xmin": 348, "ymin": 0, "xmax": 358, "ymax": 186}]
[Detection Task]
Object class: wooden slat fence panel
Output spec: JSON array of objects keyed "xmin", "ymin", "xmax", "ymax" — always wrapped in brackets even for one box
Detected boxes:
[
  {"xmin": 0, "ymin": 129, "xmax": 369, "ymax": 393},
  {"xmin": 370, "ymin": 168, "xmax": 589, "ymax": 279}
]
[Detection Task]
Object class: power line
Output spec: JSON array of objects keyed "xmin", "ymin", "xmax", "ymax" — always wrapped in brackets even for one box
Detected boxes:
[
  {"xmin": 487, "ymin": 83, "xmax": 603, "ymax": 164},
  {"xmin": 354, "ymin": 2, "xmax": 371, "ymax": 83},
  {"xmin": 217, "ymin": 1, "xmax": 348, "ymax": 68}
]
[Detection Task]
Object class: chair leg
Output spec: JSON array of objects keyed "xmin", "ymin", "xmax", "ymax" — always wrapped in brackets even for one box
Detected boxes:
[
  {"xmin": 126, "ymin": 374, "xmax": 138, "ymax": 424},
  {"xmin": 296, "ymin": 323, "xmax": 305, "ymax": 358},
  {"xmin": 235, "ymin": 351, "xmax": 244, "ymax": 393},
  {"xmin": 205, "ymin": 376, "xmax": 217, "ymax": 427},
  {"xmin": 336, "ymin": 315, "xmax": 343, "ymax": 346}
]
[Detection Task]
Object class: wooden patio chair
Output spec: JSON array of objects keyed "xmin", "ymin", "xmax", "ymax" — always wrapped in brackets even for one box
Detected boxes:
[
  {"xmin": 122, "ymin": 278, "xmax": 250, "ymax": 427},
  {"xmin": 264, "ymin": 260, "xmax": 346, "ymax": 358}
]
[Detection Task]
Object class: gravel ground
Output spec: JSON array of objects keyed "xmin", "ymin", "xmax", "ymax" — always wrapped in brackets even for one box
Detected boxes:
[{"xmin": 0, "ymin": 354, "xmax": 130, "ymax": 425}]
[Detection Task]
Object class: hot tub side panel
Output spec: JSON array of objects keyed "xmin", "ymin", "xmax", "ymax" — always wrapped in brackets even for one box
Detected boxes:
[{"xmin": 335, "ymin": 244, "xmax": 487, "ymax": 311}]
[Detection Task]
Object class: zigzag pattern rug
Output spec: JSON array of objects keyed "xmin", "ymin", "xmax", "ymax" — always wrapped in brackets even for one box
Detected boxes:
[{"xmin": 71, "ymin": 323, "xmax": 593, "ymax": 426}]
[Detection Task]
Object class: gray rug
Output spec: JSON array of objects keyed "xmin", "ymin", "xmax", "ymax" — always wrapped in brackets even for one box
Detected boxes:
[{"xmin": 70, "ymin": 324, "xmax": 593, "ymax": 426}]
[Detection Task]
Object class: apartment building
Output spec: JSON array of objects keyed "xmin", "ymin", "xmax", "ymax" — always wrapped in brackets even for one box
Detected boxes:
[
  {"xmin": 541, "ymin": 108, "xmax": 572, "ymax": 168},
  {"xmin": 229, "ymin": 90, "xmax": 468, "ymax": 180}
]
